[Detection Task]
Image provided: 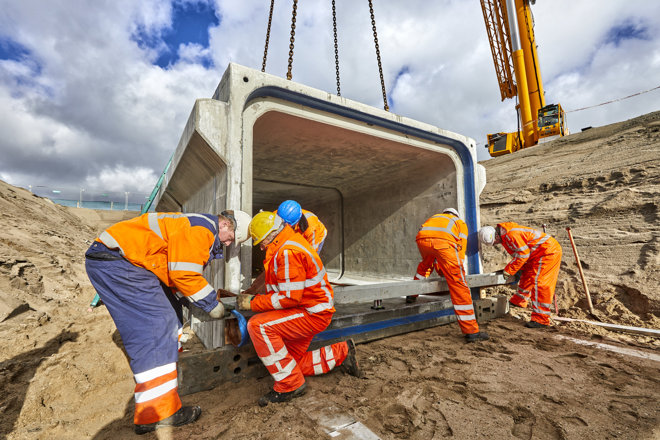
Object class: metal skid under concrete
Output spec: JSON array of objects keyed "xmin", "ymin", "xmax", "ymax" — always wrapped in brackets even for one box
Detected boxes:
[{"xmin": 177, "ymin": 274, "xmax": 508, "ymax": 396}]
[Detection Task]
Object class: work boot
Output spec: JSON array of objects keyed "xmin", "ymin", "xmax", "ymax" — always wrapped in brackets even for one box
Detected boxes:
[
  {"xmin": 134, "ymin": 405, "xmax": 201, "ymax": 435},
  {"xmin": 340, "ymin": 338, "xmax": 362, "ymax": 378},
  {"xmin": 525, "ymin": 320, "xmax": 549, "ymax": 329},
  {"xmin": 465, "ymin": 331, "xmax": 490, "ymax": 343},
  {"xmin": 258, "ymin": 382, "xmax": 307, "ymax": 407}
]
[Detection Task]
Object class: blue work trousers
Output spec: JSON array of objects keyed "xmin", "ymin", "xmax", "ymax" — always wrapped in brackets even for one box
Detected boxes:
[{"xmin": 85, "ymin": 242, "xmax": 181, "ymax": 376}]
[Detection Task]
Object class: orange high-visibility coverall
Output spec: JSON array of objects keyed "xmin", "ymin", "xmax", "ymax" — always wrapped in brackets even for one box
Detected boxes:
[
  {"xmin": 294, "ymin": 209, "xmax": 328, "ymax": 252},
  {"xmin": 247, "ymin": 225, "xmax": 348, "ymax": 393},
  {"xmin": 94, "ymin": 212, "xmax": 226, "ymax": 424},
  {"xmin": 498, "ymin": 222, "xmax": 562, "ymax": 326},
  {"xmin": 414, "ymin": 213, "xmax": 479, "ymax": 335}
]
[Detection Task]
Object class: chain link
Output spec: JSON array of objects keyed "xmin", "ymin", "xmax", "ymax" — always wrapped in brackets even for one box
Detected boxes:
[
  {"xmin": 262, "ymin": 0, "xmax": 276, "ymax": 72},
  {"xmin": 332, "ymin": 0, "xmax": 341, "ymax": 96},
  {"xmin": 368, "ymin": 0, "xmax": 389, "ymax": 111},
  {"xmin": 286, "ymin": 0, "xmax": 298, "ymax": 80}
]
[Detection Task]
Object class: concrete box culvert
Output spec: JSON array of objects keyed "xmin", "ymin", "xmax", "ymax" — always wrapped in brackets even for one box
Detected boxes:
[{"xmin": 154, "ymin": 63, "xmax": 486, "ymax": 348}]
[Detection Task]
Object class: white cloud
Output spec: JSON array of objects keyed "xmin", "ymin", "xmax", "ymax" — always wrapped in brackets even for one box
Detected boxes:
[
  {"xmin": 1, "ymin": 0, "xmax": 659, "ymax": 193},
  {"xmin": 85, "ymin": 165, "xmax": 157, "ymax": 194}
]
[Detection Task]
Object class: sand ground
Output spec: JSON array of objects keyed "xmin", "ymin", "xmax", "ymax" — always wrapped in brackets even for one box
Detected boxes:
[{"xmin": 0, "ymin": 111, "xmax": 658, "ymax": 439}]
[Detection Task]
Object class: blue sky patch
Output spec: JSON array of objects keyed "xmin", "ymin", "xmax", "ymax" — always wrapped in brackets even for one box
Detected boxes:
[
  {"xmin": 388, "ymin": 65, "xmax": 411, "ymax": 109},
  {"xmin": 0, "ymin": 37, "xmax": 31, "ymax": 61},
  {"xmin": 605, "ymin": 21, "xmax": 648, "ymax": 46},
  {"xmin": 132, "ymin": 1, "xmax": 219, "ymax": 68}
]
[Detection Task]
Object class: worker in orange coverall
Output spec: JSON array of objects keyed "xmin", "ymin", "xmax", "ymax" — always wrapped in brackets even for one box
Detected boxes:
[
  {"xmin": 85, "ymin": 210, "xmax": 250, "ymax": 434},
  {"xmin": 243, "ymin": 200, "xmax": 328, "ymax": 296},
  {"xmin": 234, "ymin": 211, "xmax": 360, "ymax": 406},
  {"xmin": 478, "ymin": 222, "xmax": 562, "ymax": 328},
  {"xmin": 410, "ymin": 208, "xmax": 489, "ymax": 343},
  {"xmin": 277, "ymin": 200, "xmax": 328, "ymax": 253}
]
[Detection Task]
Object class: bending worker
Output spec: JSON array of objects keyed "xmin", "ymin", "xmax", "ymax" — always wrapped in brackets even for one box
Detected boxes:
[
  {"xmin": 478, "ymin": 222, "xmax": 562, "ymax": 328},
  {"xmin": 234, "ymin": 211, "xmax": 359, "ymax": 406},
  {"xmin": 411, "ymin": 208, "xmax": 489, "ymax": 343},
  {"xmin": 85, "ymin": 210, "xmax": 251, "ymax": 435},
  {"xmin": 244, "ymin": 200, "xmax": 327, "ymax": 296},
  {"xmin": 277, "ymin": 200, "xmax": 327, "ymax": 253}
]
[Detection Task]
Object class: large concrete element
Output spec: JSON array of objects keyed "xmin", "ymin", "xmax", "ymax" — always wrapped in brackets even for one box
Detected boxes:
[{"xmin": 154, "ymin": 63, "xmax": 487, "ymax": 349}]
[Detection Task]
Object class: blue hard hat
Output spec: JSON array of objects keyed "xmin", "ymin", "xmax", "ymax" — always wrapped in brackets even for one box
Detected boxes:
[{"xmin": 277, "ymin": 200, "xmax": 303, "ymax": 225}]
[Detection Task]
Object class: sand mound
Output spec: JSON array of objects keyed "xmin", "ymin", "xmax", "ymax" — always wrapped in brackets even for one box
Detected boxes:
[{"xmin": 0, "ymin": 112, "xmax": 658, "ymax": 439}]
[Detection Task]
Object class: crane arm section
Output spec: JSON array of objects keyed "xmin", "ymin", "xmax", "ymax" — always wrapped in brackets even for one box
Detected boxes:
[{"xmin": 480, "ymin": 0, "xmax": 516, "ymax": 101}]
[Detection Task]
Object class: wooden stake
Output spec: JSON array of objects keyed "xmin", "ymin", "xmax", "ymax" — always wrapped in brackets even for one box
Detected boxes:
[{"xmin": 566, "ymin": 227, "xmax": 595, "ymax": 314}]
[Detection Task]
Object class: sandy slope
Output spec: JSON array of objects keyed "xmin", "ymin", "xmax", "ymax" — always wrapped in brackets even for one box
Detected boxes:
[
  {"xmin": 479, "ymin": 111, "xmax": 660, "ymax": 331},
  {"xmin": 0, "ymin": 112, "xmax": 658, "ymax": 439}
]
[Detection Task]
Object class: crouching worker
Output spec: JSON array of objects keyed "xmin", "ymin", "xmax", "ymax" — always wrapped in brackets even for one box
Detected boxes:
[
  {"xmin": 411, "ymin": 208, "xmax": 489, "ymax": 342},
  {"xmin": 243, "ymin": 200, "xmax": 328, "ymax": 296},
  {"xmin": 479, "ymin": 222, "xmax": 562, "ymax": 328},
  {"xmin": 235, "ymin": 211, "xmax": 360, "ymax": 407},
  {"xmin": 85, "ymin": 210, "xmax": 251, "ymax": 435}
]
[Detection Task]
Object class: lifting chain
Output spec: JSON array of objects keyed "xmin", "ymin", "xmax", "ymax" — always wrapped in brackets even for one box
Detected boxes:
[
  {"xmin": 262, "ymin": 0, "xmax": 276, "ymax": 72},
  {"xmin": 332, "ymin": 0, "xmax": 341, "ymax": 96},
  {"xmin": 286, "ymin": 0, "xmax": 298, "ymax": 80},
  {"xmin": 368, "ymin": 0, "xmax": 389, "ymax": 111}
]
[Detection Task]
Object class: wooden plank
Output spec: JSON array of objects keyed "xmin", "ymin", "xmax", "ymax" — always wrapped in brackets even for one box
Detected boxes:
[
  {"xmin": 554, "ymin": 316, "xmax": 660, "ymax": 338},
  {"xmin": 555, "ymin": 335, "xmax": 660, "ymax": 362}
]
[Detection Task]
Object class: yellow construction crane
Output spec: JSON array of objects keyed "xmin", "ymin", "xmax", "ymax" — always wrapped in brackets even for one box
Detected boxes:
[{"xmin": 481, "ymin": 0, "xmax": 566, "ymax": 157}]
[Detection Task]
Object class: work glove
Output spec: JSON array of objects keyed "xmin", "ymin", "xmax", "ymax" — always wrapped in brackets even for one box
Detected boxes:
[
  {"xmin": 208, "ymin": 301, "xmax": 226, "ymax": 319},
  {"xmin": 236, "ymin": 294, "xmax": 255, "ymax": 311}
]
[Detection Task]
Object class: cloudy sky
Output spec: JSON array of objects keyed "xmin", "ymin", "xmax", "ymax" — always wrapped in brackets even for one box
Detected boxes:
[{"xmin": 1, "ymin": 0, "xmax": 659, "ymax": 203}]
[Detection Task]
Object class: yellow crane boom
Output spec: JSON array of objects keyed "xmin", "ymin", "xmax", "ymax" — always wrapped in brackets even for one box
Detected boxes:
[{"xmin": 481, "ymin": 0, "xmax": 566, "ymax": 157}]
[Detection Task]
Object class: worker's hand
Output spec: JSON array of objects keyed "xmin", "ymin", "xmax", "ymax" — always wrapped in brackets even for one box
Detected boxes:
[
  {"xmin": 505, "ymin": 272, "xmax": 522, "ymax": 285},
  {"xmin": 208, "ymin": 301, "xmax": 226, "ymax": 319},
  {"xmin": 236, "ymin": 294, "xmax": 255, "ymax": 311}
]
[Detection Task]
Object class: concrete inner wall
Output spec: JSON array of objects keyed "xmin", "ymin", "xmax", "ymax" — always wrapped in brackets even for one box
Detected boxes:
[{"xmin": 251, "ymin": 110, "xmax": 457, "ymax": 283}]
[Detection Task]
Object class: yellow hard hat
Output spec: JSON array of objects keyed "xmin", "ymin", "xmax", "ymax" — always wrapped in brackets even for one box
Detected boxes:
[{"xmin": 249, "ymin": 211, "xmax": 282, "ymax": 245}]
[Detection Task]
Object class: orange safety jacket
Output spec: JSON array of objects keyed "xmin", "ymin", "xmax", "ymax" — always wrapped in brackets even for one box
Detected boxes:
[
  {"xmin": 294, "ymin": 209, "xmax": 327, "ymax": 251},
  {"xmin": 416, "ymin": 213, "xmax": 468, "ymax": 258},
  {"xmin": 251, "ymin": 225, "xmax": 335, "ymax": 315},
  {"xmin": 498, "ymin": 222, "xmax": 559, "ymax": 275},
  {"xmin": 96, "ymin": 212, "xmax": 223, "ymax": 313}
]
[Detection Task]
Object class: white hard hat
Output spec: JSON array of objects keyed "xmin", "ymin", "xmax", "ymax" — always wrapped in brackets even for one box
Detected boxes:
[
  {"xmin": 221, "ymin": 210, "xmax": 252, "ymax": 244},
  {"xmin": 478, "ymin": 226, "xmax": 496, "ymax": 246},
  {"xmin": 232, "ymin": 210, "xmax": 252, "ymax": 244},
  {"xmin": 443, "ymin": 208, "xmax": 459, "ymax": 217}
]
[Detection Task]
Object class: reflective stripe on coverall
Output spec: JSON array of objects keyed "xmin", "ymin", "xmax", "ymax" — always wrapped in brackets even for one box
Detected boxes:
[
  {"xmin": 498, "ymin": 222, "xmax": 562, "ymax": 326},
  {"xmin": 414, "ymin": 213, "xmax": 479, "ymax": 335},
  {"xmin": 248, "ymin": 225, "xmax": 347, "ymax": 393},
  {"xmin": 85, "ymin": 243, "xmax": 182, "ymax": 425},
  {"xmin": 295, "ymin": 209, "xmax": 327, "ymax": 253},
  {"xmin": 97, "ymin": 212, "xmax": 224, "ymax": 313},
  {"xmin": 86, "ymin": 213, "xmax": 226, "ymax": 424}
]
